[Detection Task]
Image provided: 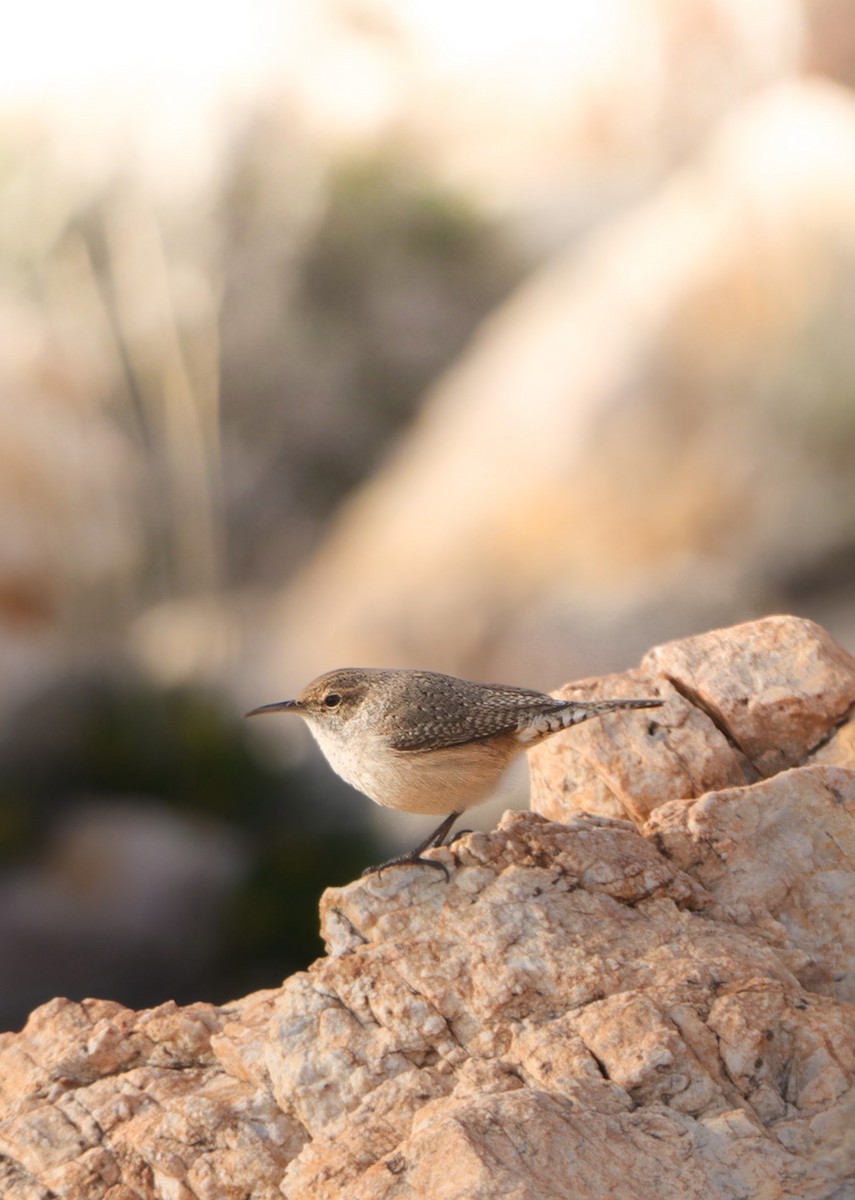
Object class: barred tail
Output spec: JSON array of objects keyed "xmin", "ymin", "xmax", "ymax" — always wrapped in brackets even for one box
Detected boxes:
[
  {"xmin": 518, "ymin": 697, "xmax": 663, "ymax": 743},
  {"xmin": 573, "ymin": 697, "xmax": 663, "ymax": 715}
]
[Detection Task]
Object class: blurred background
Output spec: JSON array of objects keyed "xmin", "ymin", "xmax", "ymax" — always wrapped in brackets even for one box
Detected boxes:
[{"xmin": 2, "ymin": 0, "xmax": 855, "ymax": 1032}]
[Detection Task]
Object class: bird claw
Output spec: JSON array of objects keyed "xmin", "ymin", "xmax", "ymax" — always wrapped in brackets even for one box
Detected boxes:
[
  {"xmin": 361, "ymin": 811, "xmax": 460, "ymax": 882},
  {"xmin": 362, "ymin": 853, "xmax": 450, "ymax": 882}
]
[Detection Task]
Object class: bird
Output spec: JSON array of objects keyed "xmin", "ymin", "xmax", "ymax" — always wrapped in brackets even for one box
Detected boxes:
[{"xmin": 246, "ymin": 667, "xmax": 663, "ymax": 878}]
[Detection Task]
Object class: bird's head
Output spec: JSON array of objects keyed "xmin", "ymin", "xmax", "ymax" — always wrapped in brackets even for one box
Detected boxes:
[{"xmin": 245, "ymin": 668, "xmax": 380, "ymax": 728}]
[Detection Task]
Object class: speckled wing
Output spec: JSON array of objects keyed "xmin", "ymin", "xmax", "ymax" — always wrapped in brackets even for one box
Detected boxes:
[{"xmin": 384, "ymin": 671, "xmax": 560, "ymax": 752}]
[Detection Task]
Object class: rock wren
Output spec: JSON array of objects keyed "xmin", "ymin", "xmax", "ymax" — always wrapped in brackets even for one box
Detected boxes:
[{"xmin": 246, "ymin": 668, "xmax": 662, "ymax": 878}]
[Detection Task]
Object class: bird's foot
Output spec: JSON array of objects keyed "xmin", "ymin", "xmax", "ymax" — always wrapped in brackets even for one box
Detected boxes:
[
  {"xmin": 361, "ymin": 811, "xmax": 462, "ymax": 882},
  {"xmin": 362, "ymin": 852, "xmax": 450, "ymax": 882}
]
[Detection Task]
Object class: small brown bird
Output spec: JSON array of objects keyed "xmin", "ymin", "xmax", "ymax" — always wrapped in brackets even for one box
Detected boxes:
[{"xmin": 247, "ymin": 667, "xmax": 662, "ymax": 878}]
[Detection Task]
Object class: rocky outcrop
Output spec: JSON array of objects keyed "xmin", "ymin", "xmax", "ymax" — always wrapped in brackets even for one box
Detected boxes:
[
  {"xmin": 1, "ymin": 616, "xmax": 855, "ymax": 1199},
  {"xmin": 530, "ymin": 613, "xmax": 855, "ymax": 823}
]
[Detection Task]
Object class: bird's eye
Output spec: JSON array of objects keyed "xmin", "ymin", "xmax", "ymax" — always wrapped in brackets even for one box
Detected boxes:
[{"xmin": 323, "ymin": 693, "xmax": 342, "ymax": 708}]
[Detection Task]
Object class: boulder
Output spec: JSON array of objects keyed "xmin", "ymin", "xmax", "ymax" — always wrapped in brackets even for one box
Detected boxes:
[
  {"xmin": 1, "ymin": 616, "xmax": 854, "ymax": 1199},
  {"xmin": 529, "ymin": 614, "xmax": 855, "ymax": 821}
]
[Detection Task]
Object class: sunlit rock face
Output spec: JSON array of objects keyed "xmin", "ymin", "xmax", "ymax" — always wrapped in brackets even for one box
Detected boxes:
[{"xmin": 1, "ymin": 617, "xmax": 855, "ymax": 1199}]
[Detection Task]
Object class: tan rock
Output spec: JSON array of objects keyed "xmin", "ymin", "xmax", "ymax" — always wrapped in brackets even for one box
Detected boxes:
[
  {"xmin": 1, "ymin": 807, "xmax": 853, "ymax": 1198},
  {"xmin": 530, "ymin": 614, "xmax": 855, "ymax": 823},
  {"xmin": 529, "ymin": 668, "xmax": 748, "ymax": 824},
  {"xmin": 0, "ymin": 996, "xmax": 305, "ymax": 1200},
  {"xmin": 646, "ymin": 765, "xmax": 855, "ymax": 1002},
  {"xmin": 3, "ymin": 619, "xmax": 855, "ymax": 1198},
  {"xmin": 642, "ymin": 615, "xmax": 855, "ymax": 776},
  {"xmin": 810, "ymin": 714, "xmax": 855, "ymax": 771}
]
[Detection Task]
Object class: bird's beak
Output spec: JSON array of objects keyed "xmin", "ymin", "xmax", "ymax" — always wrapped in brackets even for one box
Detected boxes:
[{"xmin": 244, "ymin": 699, "xmax": 301, "ymax": 718}]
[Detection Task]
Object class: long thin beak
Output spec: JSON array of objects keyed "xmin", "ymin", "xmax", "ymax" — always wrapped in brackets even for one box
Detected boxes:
[{"xmin": 244, "ymin": 699, "xmax": 301, "ymax": 718}]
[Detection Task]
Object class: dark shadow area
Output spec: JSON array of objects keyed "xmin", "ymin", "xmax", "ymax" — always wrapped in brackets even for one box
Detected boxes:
[{"xmin": 0, "ymin": 673, "xmax": 379, "ymax": 1032}]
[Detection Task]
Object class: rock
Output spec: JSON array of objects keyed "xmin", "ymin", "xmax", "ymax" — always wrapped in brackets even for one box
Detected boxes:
[
  {"xmin": 646, "ymin": 765, "xmax": 855, "ymax": 1003},
  {"xmin": 2, "ymin": 617, "xmax": 855, "ymax": 1198},
  {"xmin": 529, "ymin": 665, "xmax": 748, "ymax": 824},
  {"xmin": 642, "ymin": 615, "xmax": 855, "ymax": 776},
  {"xmin": 0, "ymin": 994, "xmax": 305, "ymax": 1200},
  {"xmin": 529, "ymin": 614, "xmax": 855, "ymax": 823}
]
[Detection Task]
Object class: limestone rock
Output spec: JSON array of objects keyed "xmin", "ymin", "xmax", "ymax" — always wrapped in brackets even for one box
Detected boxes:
[
  {"xmin": 0, "ymin": 994, "xmax": 305, "ymax": 1200},
  {"xmin": 0, "ymin": 814, "xmax": 850, "ymax": 1199},
  {"xmin": 529, "ymin": 614, "xmax": 855, "ymax": 824},
  {"xmin": 646, "ymin": 765, "xmax": 855, "ymax": 1003},
  {"xmin": 642, "ymin": 615, "xmax": 855, "ymax": 776},
  {"xmin": 3, "ymin": 617, "xmax": 855, "ymax": 1198}
]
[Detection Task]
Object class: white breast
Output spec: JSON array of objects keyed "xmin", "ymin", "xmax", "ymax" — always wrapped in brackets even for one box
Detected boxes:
[
  {"xmin": 306, "ymin": 721, "xmax": 521, "ymax": 816},
  {"xmin": 306, "ymin": 721, "xmax": 385, "ymax": 799}
]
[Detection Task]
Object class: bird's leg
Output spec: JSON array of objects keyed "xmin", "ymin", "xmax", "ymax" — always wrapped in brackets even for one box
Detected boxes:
[{"xmin": 362, "ymin": 811, "xmax": 462, "ymax": 881}]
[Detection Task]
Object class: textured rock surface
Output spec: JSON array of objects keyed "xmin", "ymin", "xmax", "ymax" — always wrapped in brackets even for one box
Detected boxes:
[
  {"xmin": 2, "ymin": 616, "xmax": 855, "ymax": 1199},
  {"xmin": 530, "ymin": 615, "xmax": 855, "ymax": 824},
  {"xmin": 647, "ymin": 765, "xmax": 855, "ymax": 1003}
]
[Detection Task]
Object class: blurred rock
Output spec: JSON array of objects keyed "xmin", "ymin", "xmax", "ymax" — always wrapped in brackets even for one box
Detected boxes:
[
  {"xmin": 805, "ymin": 0, "xmax": 855, "ymax": 89},
  {"xmin": 2, "ymin": 615, "xmax": 855, "ymax": 1196},
  {"xmin": 254, "ymin": 80, "xmax": 855, "ymax": 696},
  {"xmin": 0, "ymin": 123, "xmax": 523, "ymax": 717},
  {"xmin": 0, "ymin": 1, "xmax": 848, "ymax": 723},
  {"xmin": 0, "ymin": 673, "xmax": 372, "ymax": 1033}
]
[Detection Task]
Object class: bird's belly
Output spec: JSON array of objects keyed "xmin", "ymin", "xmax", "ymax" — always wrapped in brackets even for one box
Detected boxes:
[
  {"xmin": 377, "ymin": 743, "xmax": 520, "ymax": 814},
  {"xmin": 311, "ymin": 726, "xmax": 519, "ymax": 815}
]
